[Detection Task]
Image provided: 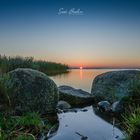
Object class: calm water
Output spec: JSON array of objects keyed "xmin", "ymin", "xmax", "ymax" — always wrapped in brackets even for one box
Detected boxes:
[
  {"xmin": 50, "ymin": 69, "xmax": 119, "ymax": 92},
  {"xmin": 48, "ymin": 106, "xmax": 124, "ymax": 140},
  {"xmin": 49, "ymin": 69, "xmax": 124, "ymax": 140}
]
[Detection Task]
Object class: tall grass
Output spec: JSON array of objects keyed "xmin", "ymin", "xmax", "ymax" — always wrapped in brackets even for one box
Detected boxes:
[
  {"xmin": 121, "ymin": 76, "xmax": 140, "ymax": 140},
  {"xmin": 0, "ymin": 55, "xmax": 69, "ymax": 75},
  {"xmin": 0, "ymin": 112, "xmax": 51, "ymax": 140},
  {"xmin": 123, "ymin": 106, "xmax": 140, "ymax": 140},
  {"xmin": 0, "ymin": 74, "xmax": 13, "ymax": 112}
]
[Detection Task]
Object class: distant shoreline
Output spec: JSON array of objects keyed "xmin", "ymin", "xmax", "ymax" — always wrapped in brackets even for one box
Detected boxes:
[
  {"xmin": 0, "ymin": 54, "xmax": 69, "ymax": 76},
  {"xmin": 69, "ymin": 67, "xmax": 140, "ymax": 70}
]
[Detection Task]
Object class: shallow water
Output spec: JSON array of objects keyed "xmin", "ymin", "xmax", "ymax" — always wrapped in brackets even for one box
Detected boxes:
[
  {"xmin": 49, "ymin": 69, "xmax": 125, "ymax": 140},
  {"xmin": 49, "ymin": 106, "xmax": 124, "ymax": 140}
]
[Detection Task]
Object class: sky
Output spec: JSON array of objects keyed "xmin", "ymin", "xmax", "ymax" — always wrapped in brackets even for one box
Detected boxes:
[{"xmin": 0, "ymin": 0, "xmax": 140, "ymax": 68}]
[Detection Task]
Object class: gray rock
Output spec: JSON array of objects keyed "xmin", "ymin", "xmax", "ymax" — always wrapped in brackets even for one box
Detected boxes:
[
  {"xmin": 8, "ymin": 68, "xmax": 58, "ymax": 114},
  {"xmin": 97, "ymin": 101, "xmax": 111, "ymax": 112},
  {"xmin": 111, "ymin": 101, "xmax": 124, "ymax": 113},
  {"xmin": 59, "ymin": 85, "xmax": 95, "ymax": 106},
  {"xmin": 57, "ymin": 100, "xmax": 71, "ymax": 110},
  {"xmin": 91, "ymin": 70, "xmax": 140, "ymax": 102}
]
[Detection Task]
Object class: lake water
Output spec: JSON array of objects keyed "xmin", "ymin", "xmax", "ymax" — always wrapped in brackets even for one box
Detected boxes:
[
  {"xmin": 49, "ymin": 69, "xmax": 125, "ymax": 140},
  {"xmin": 50, "ymin": 69, "xmax": 119, "ymax": 92}
]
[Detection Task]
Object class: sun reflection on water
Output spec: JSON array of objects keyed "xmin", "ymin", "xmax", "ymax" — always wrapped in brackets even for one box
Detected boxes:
[{"xmin": 80, "ymin": 69, "xmax": 83, "ymax": 79}]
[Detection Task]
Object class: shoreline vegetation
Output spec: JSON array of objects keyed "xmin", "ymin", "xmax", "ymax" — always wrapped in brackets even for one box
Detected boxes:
[
  {"xmin": 0, "ymin": 55, "xmax": 69, "ymax": 76},
  {"xmin": 0, "ymin": 70, "xmax": 58, "ymax": 140},
  {"xmin": 0, "ymin": 55, "xmax": 140, "ymax": 140},
  {"xmin": 0, "ymin": 54, "xmax": 67, "ymax": 139}
]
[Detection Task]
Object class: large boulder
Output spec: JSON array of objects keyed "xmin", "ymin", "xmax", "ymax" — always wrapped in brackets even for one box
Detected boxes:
[
  {"xmin": 8, "ymin": 68, "xmax": 58, "ymax": 114},
  {"xmin": 91, "ymin": 70, "xmax": 140, "ymax": 102},
  {"xmin": 58, "ymin": 85, "xmax": 95, "ymax": 106}
]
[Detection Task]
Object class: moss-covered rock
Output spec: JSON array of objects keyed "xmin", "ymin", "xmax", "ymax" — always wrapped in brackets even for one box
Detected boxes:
[
  {"xmin": 91, "ymin": 70, "xmax": 140, "ymax": 103},
  {"xmin": 8, "ymin": 68, "xmax": 59, "ymax": 114}
]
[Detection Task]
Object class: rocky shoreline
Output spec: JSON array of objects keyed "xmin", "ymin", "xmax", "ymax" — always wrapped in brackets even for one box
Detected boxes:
[{"xmin": 0, "ymin": 68, "xmax": 140, "ymax": 139}]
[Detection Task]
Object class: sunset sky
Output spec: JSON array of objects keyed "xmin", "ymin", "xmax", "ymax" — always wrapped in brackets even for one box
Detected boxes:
[{"xmin": 0, "ymin": 0, "xmax": 140, "ymax": 68}]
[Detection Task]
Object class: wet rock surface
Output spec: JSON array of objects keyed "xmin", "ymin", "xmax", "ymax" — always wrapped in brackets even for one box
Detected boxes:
[{"xmin": 58, "ymin": 85, "xmax": 95, "ymax": 106}]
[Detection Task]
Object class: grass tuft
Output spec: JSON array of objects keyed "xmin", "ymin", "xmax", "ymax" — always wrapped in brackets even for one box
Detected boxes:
[{"xmin": 123, "ymin": 106, "xmax": 140, "ymax": 140}]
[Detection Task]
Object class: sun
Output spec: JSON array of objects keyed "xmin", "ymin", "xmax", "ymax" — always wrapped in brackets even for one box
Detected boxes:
[{"xmin": 80, "ymin": 66, "xmax": 83, "ymax": 69}]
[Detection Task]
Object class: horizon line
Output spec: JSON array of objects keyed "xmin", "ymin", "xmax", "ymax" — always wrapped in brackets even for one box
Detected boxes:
[{"xmin": 69, "ymin": 67, "xmax": 140, "ymax": 69}]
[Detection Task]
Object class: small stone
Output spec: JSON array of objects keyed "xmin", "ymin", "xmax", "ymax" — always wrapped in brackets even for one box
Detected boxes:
[
  {"xmin": 97, "ymin": 101, "xmax": 111, "ymax": 112},
  {"xmin": 57, "ymin": 100, "xmax": 71, "ymax": 110},
  {"xmin": 115, "ymin": 135, "xmax": 119, "ymax": 138},
  {"xmin": 111, "ymin": 101, "xmax": 124, "ymax": 113},
  {"xmin": 81, "ymin": 109, "xmax": 88, "ymax": 112}
]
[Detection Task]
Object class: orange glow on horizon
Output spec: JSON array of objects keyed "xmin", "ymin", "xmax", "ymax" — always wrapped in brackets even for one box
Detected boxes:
[{"xmin": 67, "ymin": 59, "xmax": 140, "ymax": 68}]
